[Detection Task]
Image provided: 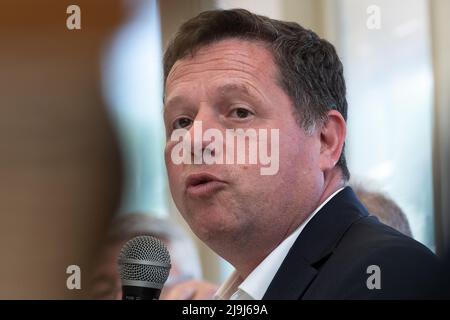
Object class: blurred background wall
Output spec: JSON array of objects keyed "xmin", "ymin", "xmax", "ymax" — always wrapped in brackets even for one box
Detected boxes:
[{"xmin": 430, "ymin": 0, "xmax": 450, "ymax": 258}]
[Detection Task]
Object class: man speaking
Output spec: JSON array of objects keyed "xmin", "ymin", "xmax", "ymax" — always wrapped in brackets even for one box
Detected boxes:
[{"xmin": 162, "ymin": 9, "xmax": 438, "ymax": 299}]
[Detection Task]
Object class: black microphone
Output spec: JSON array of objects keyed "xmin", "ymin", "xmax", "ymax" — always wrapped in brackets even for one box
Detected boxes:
[{"xmin": 118, "ymin": 235, "xmax": 171, "ymax": 300}]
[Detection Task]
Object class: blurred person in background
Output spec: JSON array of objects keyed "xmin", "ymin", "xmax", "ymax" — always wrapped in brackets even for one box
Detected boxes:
[
  {"xmin": 352, "ymin": 184, "xmax": 413, "ymax": 238},
  {"xmin": 90, "ymin": 213, "xmax": 202, "ymax": 299}
]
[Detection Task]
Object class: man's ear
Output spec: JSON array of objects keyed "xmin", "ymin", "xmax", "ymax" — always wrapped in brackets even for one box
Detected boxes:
[{"xmin": 319, "ymin": 110, "xmax": 346, "ymax": 172}]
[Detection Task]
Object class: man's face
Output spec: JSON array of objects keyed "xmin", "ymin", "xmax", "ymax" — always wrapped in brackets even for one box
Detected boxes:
[{"xmin": 164, "ymin": 39, "xmax": 324, "ymax": 258}]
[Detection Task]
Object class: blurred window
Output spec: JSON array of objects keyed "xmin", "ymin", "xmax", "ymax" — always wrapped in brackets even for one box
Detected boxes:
[
  {"xmin": 337, "ymin": 0, "xmax": 435, "ymax": 250},
  {"xmin": 102, "ymin": 0, "xmax": 167, "ymax": 217}
]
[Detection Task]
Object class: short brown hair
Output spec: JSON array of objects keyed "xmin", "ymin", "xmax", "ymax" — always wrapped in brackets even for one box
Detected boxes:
[{"xmin": 164, "ymin": 9, "xmax": 350, "ymax": 180}]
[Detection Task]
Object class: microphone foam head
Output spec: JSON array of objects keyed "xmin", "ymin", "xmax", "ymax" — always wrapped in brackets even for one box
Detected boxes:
[{"xmin": 118, "ymin": 235, "xmax": 171, "ymax": 289}]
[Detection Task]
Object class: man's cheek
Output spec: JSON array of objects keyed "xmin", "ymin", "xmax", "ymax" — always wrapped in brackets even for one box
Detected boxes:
[
  {"xmin": 164, "ymin": 144, "xmax": 172, "ymax": 166},
  {"xmin": 167, "ymin": 168, "xmax": 180, "ymax": 189}
]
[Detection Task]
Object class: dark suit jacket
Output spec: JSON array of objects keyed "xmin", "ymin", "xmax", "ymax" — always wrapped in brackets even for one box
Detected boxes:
[{"xmin": 262, "ymin": 187, "xmax": 439, "ymax": 300}]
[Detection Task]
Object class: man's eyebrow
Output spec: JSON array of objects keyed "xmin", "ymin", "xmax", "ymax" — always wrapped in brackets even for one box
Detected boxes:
[
  {"xmin": 164, "ymin": 95, "xmax": 185, "ymax": 114},
  {"xmin": 218, "ymin": 83, "xmax": 257, "ymax": 98},
  {"xmin": 164, "ymin": 83, "xmax": 261, "ymax": 115}
]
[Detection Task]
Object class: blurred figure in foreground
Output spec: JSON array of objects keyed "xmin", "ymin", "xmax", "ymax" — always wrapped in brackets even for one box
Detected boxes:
[
  {"xmin": 0, "ymin": 0, "xmax": 124, "ymax": 298},
  {"xmin": 90, "ymin": 213, "xmax": 202, "ymax": 299}
]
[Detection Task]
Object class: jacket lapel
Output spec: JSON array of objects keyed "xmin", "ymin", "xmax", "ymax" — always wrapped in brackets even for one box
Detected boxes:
[{"xmin": 262, "ymin": 187, "xmax": 368, "ymax": 300}]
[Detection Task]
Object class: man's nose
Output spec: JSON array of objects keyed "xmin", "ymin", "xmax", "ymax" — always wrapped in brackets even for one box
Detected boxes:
[{"xmin": 187, "ymin": 107, "xmax": 222, "ymax": 163}]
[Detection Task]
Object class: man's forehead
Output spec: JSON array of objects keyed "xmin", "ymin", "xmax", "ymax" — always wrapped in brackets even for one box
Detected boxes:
[
  {"xmin": 166, "ymin": 39, "xmax": 274, "ymax": 81},
  {"xmin": 190, "ymin": 38, "xmax": 270, "ymax": 57},
  {"xmin": 164, "ymin": 39, "xmax": 277, "ymax": 101}
]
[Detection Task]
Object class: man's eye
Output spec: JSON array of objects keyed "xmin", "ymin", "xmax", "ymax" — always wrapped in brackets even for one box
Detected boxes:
[
  {"xmin": 230, "ymin": 108, "xmax": 253, "ymax": 119},
  {"xmin": 173, "ymin": 117, "xmax": 193, "ymax": 129}
]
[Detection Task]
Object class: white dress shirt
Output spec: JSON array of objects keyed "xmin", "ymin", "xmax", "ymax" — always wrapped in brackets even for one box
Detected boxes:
[{"xmin": 214, "ymin": 187, "xmax": 345, "ymax": 300}]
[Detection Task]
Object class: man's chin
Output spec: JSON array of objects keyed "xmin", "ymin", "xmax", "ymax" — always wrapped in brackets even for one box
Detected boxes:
[{"xmin": 188, "ymin": 218, "xmax": 236, "ymax": 243}]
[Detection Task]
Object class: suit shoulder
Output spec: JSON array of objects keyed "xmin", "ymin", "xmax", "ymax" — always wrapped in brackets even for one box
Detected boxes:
[
  {"xmin": 327, "ymin": 216, "xmax": 438, "ymax": 298},
  {"xmin": 339, "ymin": 215, "xmax": 434, "ymax": 257}
]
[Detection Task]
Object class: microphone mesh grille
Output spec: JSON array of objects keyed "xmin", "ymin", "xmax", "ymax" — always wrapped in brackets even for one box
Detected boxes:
[{"xmin": 118, "ymin": 235, "xmax": 171, "ymax": 286}]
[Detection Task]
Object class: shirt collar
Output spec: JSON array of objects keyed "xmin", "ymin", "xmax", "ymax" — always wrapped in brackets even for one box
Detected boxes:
[{"xmin": 214, "ymin": 187, "xmax": 345, "ymax": 300}]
